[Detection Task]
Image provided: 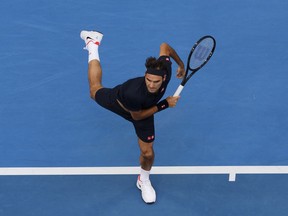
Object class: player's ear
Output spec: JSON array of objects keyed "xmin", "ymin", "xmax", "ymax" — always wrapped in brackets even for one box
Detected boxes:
[{"xmin": 163, "ymin": 74, "xmax": 166, "ymax": 81}]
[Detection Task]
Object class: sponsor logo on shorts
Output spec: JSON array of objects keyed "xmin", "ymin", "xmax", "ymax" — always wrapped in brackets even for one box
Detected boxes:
[{"xmin": 147, "ymin": 135, "xmax": 154, "ymax": 141}]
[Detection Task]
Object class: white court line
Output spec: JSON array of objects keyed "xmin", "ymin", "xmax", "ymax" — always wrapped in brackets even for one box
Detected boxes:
[{"xmin": 1, "ymin": 166, "xmax": 288, "ymax": 181}]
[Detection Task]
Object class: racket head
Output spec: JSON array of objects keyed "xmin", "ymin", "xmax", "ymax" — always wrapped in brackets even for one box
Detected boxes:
[
  {"xmin": 177, "ymin": 35, "xmax": 216, "ymax": 92},
  {"xmin": 187, "ymin": 35, "xmax": 216, "ymax": 75}
]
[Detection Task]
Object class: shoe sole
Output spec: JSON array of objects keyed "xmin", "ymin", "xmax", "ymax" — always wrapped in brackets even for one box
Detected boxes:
[{"xmin": 80, "ymin": 30, "xmax": 103, "ymax": 41}]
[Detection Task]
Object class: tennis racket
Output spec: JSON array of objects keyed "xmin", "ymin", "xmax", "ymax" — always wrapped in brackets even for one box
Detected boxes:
[{"xmin": 174, "ymin": 35, "xmax": 216, "ymax": 96}]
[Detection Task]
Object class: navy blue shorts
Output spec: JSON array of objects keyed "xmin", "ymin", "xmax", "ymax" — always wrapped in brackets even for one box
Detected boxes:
[{"xmin": 95, "ymin": 88, "xmax": 155, "ymax": 143}]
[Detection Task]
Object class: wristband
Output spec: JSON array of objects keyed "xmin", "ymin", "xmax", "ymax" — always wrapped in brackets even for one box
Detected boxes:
[{"xmin": 156, "ymin": 99, "xmax": 169, "ymax": 112}]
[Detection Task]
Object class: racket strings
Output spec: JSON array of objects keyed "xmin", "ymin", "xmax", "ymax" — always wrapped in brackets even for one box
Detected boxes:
[{"xmin": 190, "ymin": 38, "xmax": 215, "ymax": 70}]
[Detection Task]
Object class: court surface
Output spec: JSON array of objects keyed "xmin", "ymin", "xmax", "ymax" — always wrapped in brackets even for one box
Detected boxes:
[{"xmin": 1, "ymin": 0, "xmax": 288, "ymax": 215}]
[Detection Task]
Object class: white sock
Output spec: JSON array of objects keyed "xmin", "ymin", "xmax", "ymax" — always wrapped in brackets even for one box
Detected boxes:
[
  {"xmin": 140, "ymin": 168, "xmax": 150, "ymax": 182},
  {"xmin": 87, "ymin": 42, "xmax": 100, "ymax": 63}
]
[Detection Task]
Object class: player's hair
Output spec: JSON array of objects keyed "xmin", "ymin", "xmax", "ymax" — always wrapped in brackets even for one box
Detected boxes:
[{"xmin": 145, "ymin": 57, "xmax": 166, "ymax": 71}]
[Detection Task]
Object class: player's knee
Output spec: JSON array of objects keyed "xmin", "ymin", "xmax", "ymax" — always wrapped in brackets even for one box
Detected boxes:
[
  {"xmin": 90, "ymin": 89, "xmax": 96, "ymax": 100},
  {"xmin": 90, "ymin": 86, "xmax": 103, "ymax": 100},
  {"xmin": 141, "ymin": 148, "xmax": 154, "ymax": 160}
]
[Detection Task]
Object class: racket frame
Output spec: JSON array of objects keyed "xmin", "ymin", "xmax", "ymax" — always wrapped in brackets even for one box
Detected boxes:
[{"xmin": 174, "ymin": 35, "xmax": 216, "ymax": 96}]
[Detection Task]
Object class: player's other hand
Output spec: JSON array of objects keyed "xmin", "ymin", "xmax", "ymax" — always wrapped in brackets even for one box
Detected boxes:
[
  {"xmin": 166, "ymin": 96, "xmax": 180, "ymax": 108},
  {"xmin": 176, "ymin": 65, "xmax": 185, "ymax": 79}
]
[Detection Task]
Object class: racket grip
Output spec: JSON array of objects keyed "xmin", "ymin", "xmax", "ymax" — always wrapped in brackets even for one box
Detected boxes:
[{"xmin": 173, "ymin": 85, "xmax": 184, "ymax": 96}]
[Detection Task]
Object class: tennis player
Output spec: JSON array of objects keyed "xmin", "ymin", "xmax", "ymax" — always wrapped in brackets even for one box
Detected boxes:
[{"xmin": 80, "ymin": 30, "xmax": 185, "ymax": 204}]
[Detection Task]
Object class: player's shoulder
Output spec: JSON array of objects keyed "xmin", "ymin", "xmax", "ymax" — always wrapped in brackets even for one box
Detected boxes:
[
  {"xmin": 125, "ymin": 76, "xmax": 144, "ymax": 85},
  {"xmin": 122, "ymin": 76, "xmax": 145, "ymax": 92},
  {"xmin": 158, "ymin": 55, "xmax": 171, "ymax": 63}
]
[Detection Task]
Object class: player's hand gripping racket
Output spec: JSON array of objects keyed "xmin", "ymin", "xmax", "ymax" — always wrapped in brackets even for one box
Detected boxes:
[{"xmin": 174, "ymin": 35, "xmax": 216, "ymax": 96}]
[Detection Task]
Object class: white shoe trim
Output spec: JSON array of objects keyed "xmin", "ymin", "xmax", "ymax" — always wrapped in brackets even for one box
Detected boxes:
[{"xmin": 136, "ymin": 176, "xmax": 156, "ymax": 203}]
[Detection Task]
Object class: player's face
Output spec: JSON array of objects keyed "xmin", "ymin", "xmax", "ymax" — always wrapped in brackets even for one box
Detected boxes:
[{"xmin": 145, "ymin": 73, "xmax": 164, "ymax": 93}]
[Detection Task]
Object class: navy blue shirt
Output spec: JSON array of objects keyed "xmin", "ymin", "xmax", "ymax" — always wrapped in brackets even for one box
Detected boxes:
[{"xmin": 116, "ymin": 56, "xmax": 172, "ymax": 111}]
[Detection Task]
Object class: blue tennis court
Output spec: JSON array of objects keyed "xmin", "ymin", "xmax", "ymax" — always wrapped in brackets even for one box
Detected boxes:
[{"xmin": 1, "ymin": 0, "xmax": 288, "ymax": 215}]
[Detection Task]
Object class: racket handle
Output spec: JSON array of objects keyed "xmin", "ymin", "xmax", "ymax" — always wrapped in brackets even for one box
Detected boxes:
[{"xmin": 173, "ymin": 85, "xmax": 184, "ymax": 96}]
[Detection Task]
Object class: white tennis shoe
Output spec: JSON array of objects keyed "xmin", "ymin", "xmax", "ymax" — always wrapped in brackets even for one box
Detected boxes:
[
  {"xmin": 80, "ymin": 30, "xmax": 103, "ymax": 47},
  {"xmin": 136, "ymin": 176, "xmax": 156, "ymax": 204}
]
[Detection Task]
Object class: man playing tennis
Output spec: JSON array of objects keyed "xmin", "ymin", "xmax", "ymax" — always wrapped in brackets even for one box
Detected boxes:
[{"xmin": 80, "ymin": 30, "xmax": 185, "ymax": 204}]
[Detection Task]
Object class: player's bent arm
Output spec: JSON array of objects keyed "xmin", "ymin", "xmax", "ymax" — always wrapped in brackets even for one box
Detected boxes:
[
  {"xmin": 117, "ymin": 99, "xmax": 158, "ymax": 121},
  {"xmin": 130, "ymin": 106, "xmax": 158, "ymax": 121},
  {"xmin": 159, "ymin": 43, "xmax": 185, "ymax": 79},
  {"xmin": 130, "ymin": 96, "xmax": 180, "ymax": 121}
]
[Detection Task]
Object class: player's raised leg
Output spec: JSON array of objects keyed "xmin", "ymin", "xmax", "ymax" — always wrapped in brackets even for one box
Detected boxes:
[{"xmin": 80, "ymin": 30, "xmax": 104, "ymax": 100}]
